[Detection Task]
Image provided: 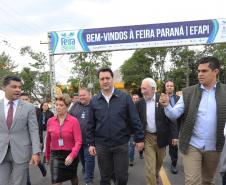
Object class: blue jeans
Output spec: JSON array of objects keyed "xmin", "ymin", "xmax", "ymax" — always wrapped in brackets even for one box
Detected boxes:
[
  {"xmin": 79, "ymin": 144, "xmax": 95, "ymax": 183},
  {"xmin": 129, "ymin": 136, "xmax": 135, "ymax": 162}
]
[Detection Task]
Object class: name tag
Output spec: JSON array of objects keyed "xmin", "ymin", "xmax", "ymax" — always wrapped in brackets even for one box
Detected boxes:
[{"xmin": 58, "ymin": 138, "xmax": 64, "ymax": 146}]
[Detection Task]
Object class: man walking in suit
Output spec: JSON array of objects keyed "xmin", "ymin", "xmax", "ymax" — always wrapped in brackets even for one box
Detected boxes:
[
  {"xmin": 136, "ymin": 78, "xmax": 178, "ymax": 185},
  {"xmin": 0, "ymin": 76, "xmax": 41, "ymax": 185},
  {"xmin": 165, "ymin": 80, "xmax": 180, "ymax": 174}
]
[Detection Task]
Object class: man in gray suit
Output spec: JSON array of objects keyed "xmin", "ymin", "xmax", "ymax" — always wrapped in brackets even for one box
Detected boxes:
[{"xmin": 0, "ymin": 76, "xmax": 41, "ymax": 185}]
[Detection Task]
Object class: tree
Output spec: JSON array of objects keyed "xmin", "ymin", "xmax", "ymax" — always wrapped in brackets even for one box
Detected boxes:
[
  {"xmin": 20, "ymin": 46, "xmax": 50, "ymax": 102},
  {"xmin": 120, "ymin": 48, "xmax": 168, "ymax": 93},
  {"xmin": 167, "ymin": 46, "xmax": 199, "ymax": 90},
  {"xmin": 69, "ymin": 52, "xmax": 112, "ymax": 93},
  {"xmin": 0, "ymin": 52, "xmax": 18, "ymax": 87},
  {"xmin": 202, "ymin": 43, "xmax": 226, "ymax": 83}
]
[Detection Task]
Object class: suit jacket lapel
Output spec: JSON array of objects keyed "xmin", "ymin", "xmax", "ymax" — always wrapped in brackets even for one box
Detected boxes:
[
  {"xmin": 0, "ymin": 99, "xmax": 7, "ymax": 130},
  {"xmin": 11, "ymin": 100, "xmax": 23, "ymax": 129}
]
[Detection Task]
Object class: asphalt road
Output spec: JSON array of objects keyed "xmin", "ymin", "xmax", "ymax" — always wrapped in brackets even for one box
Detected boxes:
[{"xmin": 29, "ymin": 147, "xmax": 222, "ymax": 185}]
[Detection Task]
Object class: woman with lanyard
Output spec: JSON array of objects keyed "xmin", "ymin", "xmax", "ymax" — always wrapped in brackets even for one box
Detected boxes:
[{"xmin": 45, "ymin": 94, "xmax": 82, "ymax": 185}]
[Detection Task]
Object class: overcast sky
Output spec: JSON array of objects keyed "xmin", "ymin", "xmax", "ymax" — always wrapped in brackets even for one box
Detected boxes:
[{"xmin": 1, "ymin": 0, "xmax": 226, "ymax": 83}]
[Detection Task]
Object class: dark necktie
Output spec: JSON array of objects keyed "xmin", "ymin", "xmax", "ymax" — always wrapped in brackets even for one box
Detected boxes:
[{"xmin": 7, "ymin": 101, "xmax": 14, "ymax": 129}]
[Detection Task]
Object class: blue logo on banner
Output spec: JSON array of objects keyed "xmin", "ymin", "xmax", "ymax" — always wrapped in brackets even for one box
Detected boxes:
[
  {"xmin": 207, "ymin": 20, "xmax": 219, "ymax": 44},
  {"xmin": 61, "ymin": 32, "xmax": 75, "ymax": 52},
  {"xmin": 78, "ymin": 29, "xmax": 90, "ymax": 52},
  {"xmin": 50, "ymin": 32, "xmax": 59, "ymax": 54}
]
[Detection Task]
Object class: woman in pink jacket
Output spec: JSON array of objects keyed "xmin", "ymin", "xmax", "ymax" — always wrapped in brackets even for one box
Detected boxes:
[{"xmin": 45, "ymin": 94, "xmax": 82, "ymax": 185}]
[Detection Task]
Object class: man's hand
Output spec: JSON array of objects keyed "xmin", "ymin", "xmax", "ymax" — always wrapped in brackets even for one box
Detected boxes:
[
  {"xmin": 136, "ymin": 142, "xmax": 144, "ymax": 151},
  {"xmin": 29, "ymin": 154, "xmax": 40, "ymax": 166},
  {"xmin": 65, "ymin": 155, "xmax": 73, "ymax": 166},
  {"xmin": 172, "ymin": 139, "xmax": 178, "ymax": 146},
  {"xmin": 159, "ymin": 93, "xmax": 169, "ymax": 107},
  {"xmin": 88, "ymin": 146, "xmax": 97, "ymax": 156}
]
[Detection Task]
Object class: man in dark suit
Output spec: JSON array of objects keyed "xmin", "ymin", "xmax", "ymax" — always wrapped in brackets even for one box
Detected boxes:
[
  {"xmin": 136, "ymin": 78, "xmax": 178, "ymax": 185},
  {"xmin": 165, "ymin": 80, "xmax": 180, "ymax": 174},
  {"xmin": 0, "ymin": 76, "xmax": 41, "ymax": 185}
]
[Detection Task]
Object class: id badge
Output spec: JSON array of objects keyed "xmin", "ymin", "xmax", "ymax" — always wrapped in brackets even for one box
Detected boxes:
[{"xmin": 58, "ymin": 138, "xmax": 64, "ymax": 146}]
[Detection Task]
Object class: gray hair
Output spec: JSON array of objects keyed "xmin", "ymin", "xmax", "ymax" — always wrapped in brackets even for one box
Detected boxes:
[{"xmin": 142, "ymin": 78, "xmax": 157, "ymax": 90}]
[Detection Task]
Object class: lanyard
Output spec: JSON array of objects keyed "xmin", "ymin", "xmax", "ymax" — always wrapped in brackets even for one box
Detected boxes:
[{"xmin": 57, "ymin": 114, "xmax": 67, "ymax": 139}]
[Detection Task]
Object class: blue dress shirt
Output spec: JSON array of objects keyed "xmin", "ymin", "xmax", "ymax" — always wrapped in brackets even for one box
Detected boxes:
[{"xmin": 165, "ymin": 84, "xmax": 217, "ymax": 151}]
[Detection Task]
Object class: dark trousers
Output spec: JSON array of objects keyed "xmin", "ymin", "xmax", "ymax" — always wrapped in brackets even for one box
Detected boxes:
[
  {"xmin": 79, "ymin": 146, "xmax": 85, "ymax": 170},
  {"xmin": 169, "ymin": 143, "xmax": 178, "ymax": 166},
  {"xmin": 223, "ymin": 172, "xmax": 226, "ymax": 185},
  {"xmin": 96, "ymin": 143, "xmax": 129, "ymax": 185}
]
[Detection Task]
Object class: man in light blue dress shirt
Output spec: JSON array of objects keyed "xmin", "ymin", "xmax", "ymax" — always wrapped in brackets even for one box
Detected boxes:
[{"xmin": 159, "ymin": 56, "xmax": 226, "ymax": 185}]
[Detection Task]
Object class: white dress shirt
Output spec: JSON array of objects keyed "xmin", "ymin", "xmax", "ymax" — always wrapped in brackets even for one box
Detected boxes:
[
  {"xmin": 146, "ymin": 94, "xmax": 156, "ymax": 133},
  {"xmin": 101, "ymin": 88, "xmax": 114, "ymax": 104},
  {"xmin": 4, "ymin": 97, "xmax": 19, "ymax": 119}
]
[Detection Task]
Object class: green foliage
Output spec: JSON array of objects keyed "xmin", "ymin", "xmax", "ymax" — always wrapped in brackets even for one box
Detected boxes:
[
  {"xmin": 0, "ymin": 52, "xmax": 18, "ymax": 87},
  {"xmin": 120, "ymin": 48, "xmax": 168, "ymax": 92},
  {"xmin": 121, "ymin": 45, "xmax": 226, "ymax": 93},
  {"xmin": 202, "ymin": 43, "xmax": 226, "ymax": 83},
  {"xmin": 69, "ymin": 52, "xmax": 112, "ymax": 93},
  {"xmin": 167, "ymin": 46, "xmax": 199, "ymax": 88},
  {"xmin": 19, "ymin": 46, "xmax": 50, "ymax": 102}
]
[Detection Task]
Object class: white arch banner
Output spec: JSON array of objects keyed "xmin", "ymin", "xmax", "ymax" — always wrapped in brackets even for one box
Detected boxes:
[{"xmin": 50, "ymin": 19, "xmax": 226, "ymax": 54}]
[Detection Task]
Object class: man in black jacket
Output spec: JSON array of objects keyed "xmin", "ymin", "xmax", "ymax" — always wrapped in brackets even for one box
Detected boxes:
[
  {"xmin": 87, "ymin": 67, "xmax": 144, "ymax": 185},
  {"xmin": 136, "ymin": 78, "xmax": 177, "ymax": 185},
  {"xmin": 165, "ymin": 80, "xmax": 180, "ymax": 174}
]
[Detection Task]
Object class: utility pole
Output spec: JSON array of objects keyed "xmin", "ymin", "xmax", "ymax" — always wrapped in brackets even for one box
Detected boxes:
[
  {"xmin": 48, "ymin": 33, "xmax": 56, "ymax": 113},
  {"xmin": 40, "ymin": 33, "xmax": 56, "ymax": 113}
]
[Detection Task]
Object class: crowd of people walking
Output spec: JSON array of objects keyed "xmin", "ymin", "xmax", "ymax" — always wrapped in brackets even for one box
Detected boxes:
[{"xmin": 0, "ymin": 56, "xmax": 226, "ymax": 185}]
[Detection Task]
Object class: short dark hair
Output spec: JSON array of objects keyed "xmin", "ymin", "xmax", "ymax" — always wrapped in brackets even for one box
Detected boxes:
[
  {"xmin": 20, "ymin": 92, "xmax": 29, "ymax": 97},
  {"xmin": 198, "ymin": 56, "xmax": 220, "ymax": 70},
  {"xmin": 3, "ymin": 76, "xmax": 22, "ymax": 86},
  {"xmin": 165, "ymin": 80, "xmax": 174, "ymax": 86},
  {"xmin": 97, "ymin": 67, "xmax": 113, "ymax": 78}
]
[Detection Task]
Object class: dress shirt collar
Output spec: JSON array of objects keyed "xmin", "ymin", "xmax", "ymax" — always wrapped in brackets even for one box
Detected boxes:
[
  {"xmin": 101, "ymin": 87, "xmax": 115, "ymax": 98},
  {"xmin": 145, "ymin": 94, "xmax": 156, "ymax": 102},
  {"xmin": 54, "ymin": 113, "xmax": 69, "ymax": 121},
  {"xmin": 4, "ymin": 97, "xmax": 19, "ymax": 106},
  {"xmin": 200, "ymin": 83, "xmax": 217, "ymax": 91}
]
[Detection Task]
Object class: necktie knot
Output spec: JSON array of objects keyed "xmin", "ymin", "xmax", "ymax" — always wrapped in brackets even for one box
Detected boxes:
[{"xmin": 9, "ymin": 101, "xmax": 13, "ymax": 106}]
